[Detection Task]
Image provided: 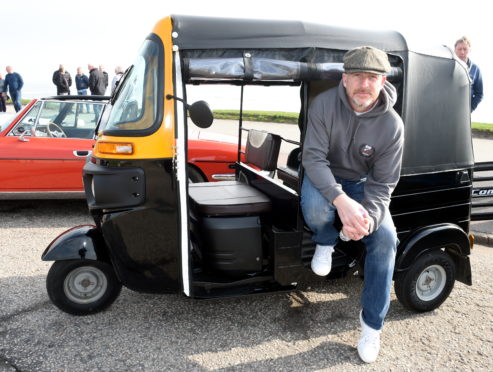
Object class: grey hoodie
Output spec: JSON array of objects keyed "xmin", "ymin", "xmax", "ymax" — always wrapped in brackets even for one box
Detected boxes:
[{"xmin": 302, "ymin": 80, "xmax": 404, "ymax": 233}]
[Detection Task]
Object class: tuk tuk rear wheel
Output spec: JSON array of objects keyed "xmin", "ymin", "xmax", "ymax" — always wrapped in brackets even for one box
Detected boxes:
[
  {"xmin": 46, "ymin": 260, "xmax": 122, "ymax": 316},
  {"xmin": 394, "ymin": 250, "xmax": 455, "ymax": 312}
]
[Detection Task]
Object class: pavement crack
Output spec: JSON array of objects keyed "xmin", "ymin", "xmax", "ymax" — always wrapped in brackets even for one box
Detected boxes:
[{"xmin": 0, "ymin": 300, "xmax": 52, "ymax": 323}]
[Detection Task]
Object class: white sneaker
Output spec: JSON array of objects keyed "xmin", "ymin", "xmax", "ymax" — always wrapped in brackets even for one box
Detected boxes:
[
  {"xmin": 310, "ymin": 245, "xmax": 334, "ymax": 276},
  {"xmin": 357, "ymin": 310, "xmax": 381, "ymax": 363}
]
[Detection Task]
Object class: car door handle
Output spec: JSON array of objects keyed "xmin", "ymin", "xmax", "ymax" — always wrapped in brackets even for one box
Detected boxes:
[{"xmin": 73, "ymin": 150, "xmax": 91, "ymax": 157}]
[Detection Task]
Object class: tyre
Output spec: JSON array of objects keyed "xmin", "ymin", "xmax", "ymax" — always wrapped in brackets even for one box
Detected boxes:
[
  {"xmin": 46, "ymin": 260, "xmax": 122, "ymax": 315},
  {"xmin": 188, "ymin": 165, "xmax": 206, "ymax": 183},
  {"xmin": 394, "ymin": 250, "xmax": 456, "ymax": 312}
]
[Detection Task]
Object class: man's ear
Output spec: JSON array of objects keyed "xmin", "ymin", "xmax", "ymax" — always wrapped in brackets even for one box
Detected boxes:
[
  {"xmin": 342, "ymin": 73, "xmax": 347, "ymax": 88},
  {"xmin": 380, "ymin": 75, "xmax": 387, "ymax": 86}
]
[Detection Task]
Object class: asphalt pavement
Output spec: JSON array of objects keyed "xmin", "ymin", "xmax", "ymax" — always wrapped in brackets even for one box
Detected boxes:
[{"xmin": 1, "ymin": 200, "xmax": 493, "ymax": 371}]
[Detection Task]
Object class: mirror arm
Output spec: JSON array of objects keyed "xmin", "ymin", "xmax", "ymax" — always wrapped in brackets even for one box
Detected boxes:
[
  {"xmin": 18, "ymin": 132, "xmax": 29, "ymax": 142},
  {"xmin": 166, "ymin": 94, "xmax": 190, "ymax": 109}
]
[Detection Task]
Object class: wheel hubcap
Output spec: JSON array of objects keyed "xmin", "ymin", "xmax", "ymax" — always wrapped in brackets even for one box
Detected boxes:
[
  {"xmin": 415, "ymin": 264, "xmax": 446, "ymax": 301},
  {"xmin": 64, "ymin": 266, "xmax": 108, "ymax": 304}
]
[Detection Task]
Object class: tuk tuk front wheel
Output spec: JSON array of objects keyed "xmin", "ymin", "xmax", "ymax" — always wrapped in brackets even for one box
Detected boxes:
[
  {"xmin": 394, "ymin": 250, "xmax": 455, "ymax": 312},
  {"xmin": 46, "ymin": 260, "xmax": 122, "ymax": 316}
]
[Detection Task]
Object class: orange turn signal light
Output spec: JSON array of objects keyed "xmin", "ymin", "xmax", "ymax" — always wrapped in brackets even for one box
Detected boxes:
[{"xmin": 97, "ymin": 141, "xmax": 134, "ymax": 155}]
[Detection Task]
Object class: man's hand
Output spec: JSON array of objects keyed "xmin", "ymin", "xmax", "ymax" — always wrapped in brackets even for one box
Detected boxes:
[{"xmin": 333, "ymin": 194, "xmax": 370, "ymax": 241}]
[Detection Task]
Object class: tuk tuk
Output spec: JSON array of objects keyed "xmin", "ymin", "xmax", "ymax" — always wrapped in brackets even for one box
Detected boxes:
[{"xmin": 42, "ymin": 15, "xmax": 474, "ymax": 315}]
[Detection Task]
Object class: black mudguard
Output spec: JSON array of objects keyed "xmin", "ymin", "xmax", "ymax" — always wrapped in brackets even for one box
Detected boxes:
[
  {"xmin": 42, "ymin": 225, "xmax": 108, "ymax": 262},
  {"xmin": 395, "ymin": 223, "xmax": 472, "ymax": 285}
]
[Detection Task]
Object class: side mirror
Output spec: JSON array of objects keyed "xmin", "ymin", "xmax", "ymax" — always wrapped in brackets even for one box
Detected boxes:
[
  {"xmin": 166, "ymin": 95, "xmax": 214, "ymax": 129},
  {"xmin": 188, "ymin": 100, "xmax": 213, "ymax": 128}
]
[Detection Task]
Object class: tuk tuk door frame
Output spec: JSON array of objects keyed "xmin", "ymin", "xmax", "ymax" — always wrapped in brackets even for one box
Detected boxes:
[{"xmin": 173, "ymin": 51, "xmax": 192, "ymax": 297}]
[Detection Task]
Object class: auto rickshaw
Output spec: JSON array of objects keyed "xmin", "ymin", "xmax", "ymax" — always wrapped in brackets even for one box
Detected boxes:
[{"xmin": 42, "ymin": 15, "xmax": 474, "ymax": 315}]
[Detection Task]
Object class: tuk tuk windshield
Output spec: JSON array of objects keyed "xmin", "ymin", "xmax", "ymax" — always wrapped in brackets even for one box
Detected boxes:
[{"xmin": 104, "ymin": 38, "xmax": 161, "ymax": 134}]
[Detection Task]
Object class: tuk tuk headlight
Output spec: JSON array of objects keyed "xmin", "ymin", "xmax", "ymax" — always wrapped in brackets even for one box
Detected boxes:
[{"xmin": 97, "ymin": 141, "xmax": 134, "ymax": 155}]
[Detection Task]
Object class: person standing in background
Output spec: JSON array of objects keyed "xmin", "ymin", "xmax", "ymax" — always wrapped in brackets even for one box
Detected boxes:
[
  {"xmin": 99, "ymin": 65, "xmax": 109, "ymax": 95},
  {"xmin": 52, "ymin": 64, "xmax": 72, "ymax": 95},
  {"xmin": 75, "ymin": 67, "xmax": 89, "ymax": 95},
  {"xmin": 454, "ymin": 36, "xmax": 483, "ymax": 112},
  {"xmin": 75, "ymin": 67, "xmax": 90, "ymax": 113},
  {"xmin": 88, "ymin": 63, "xmax": 106, "ymax": 122},
  {"xmin": 0, "ymin": 73, "xmax": 6, "ymax": 112},
  {"xmin": 88, "ymin": 64, "xmax": 105, "ymax": 96},
  {"xmin": 111, "ymin": 66, "xmax": 124, "ymax": 94},
  {"xmin": 3, "ymin": 66, "xmax": 24, "ymax": 112}
]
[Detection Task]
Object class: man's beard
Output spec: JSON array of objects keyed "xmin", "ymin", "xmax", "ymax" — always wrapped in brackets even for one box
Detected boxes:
[{"xmin": 351, "ymin": 95, "xmax": 375, "ymax": 111}]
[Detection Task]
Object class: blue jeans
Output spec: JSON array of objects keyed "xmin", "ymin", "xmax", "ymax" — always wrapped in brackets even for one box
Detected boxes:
[
  {"xmin": 10, "ymin": 90, "xmax": 22, "ymax": 112},
  {"xmin": 77, "ymin": 89, "xmax": 90, "ymax": 113},
  {"xmin": 301, "ymin": 175, "xmax": 397, "ymax": 330}
]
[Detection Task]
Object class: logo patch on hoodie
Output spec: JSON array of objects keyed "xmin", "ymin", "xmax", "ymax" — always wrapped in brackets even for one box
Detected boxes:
[{"xmin": 359, "ymin": 144, "xmax": 375, "ymax": 158}]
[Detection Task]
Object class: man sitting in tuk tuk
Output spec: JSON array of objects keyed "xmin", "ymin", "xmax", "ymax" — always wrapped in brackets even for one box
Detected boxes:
[{"xmin": 301, "ymin": 46, "xmax": 404, "ymax": 363}]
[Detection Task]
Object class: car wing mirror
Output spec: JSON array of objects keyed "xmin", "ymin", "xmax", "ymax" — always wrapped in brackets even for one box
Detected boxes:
[
  {"xmin": 16, "ymin": 127, "xmax": 30, "ymax": 142},
  {"xmin": 166, "ymin": 95, "xmax": 214, "ymax": 128}
]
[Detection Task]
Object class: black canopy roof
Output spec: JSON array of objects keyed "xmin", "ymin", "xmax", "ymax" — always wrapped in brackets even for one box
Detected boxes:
[
  {"xmin": 170, "ymin": 15, "xmax": 453, "ymax": 59},
  {"xmin": 171, "ymin": 15, "xmax": 408, "ymax": 53}
]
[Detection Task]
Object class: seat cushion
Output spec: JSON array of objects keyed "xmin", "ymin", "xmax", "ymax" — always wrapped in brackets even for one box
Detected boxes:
[{"xmin": 189, "ymin": 181, "xmax": 271, "ymax": 216}]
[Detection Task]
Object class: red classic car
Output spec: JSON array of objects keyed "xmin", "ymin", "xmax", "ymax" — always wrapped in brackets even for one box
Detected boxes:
[{"xmin": 0, "ymin": 96, "xmax": 238, "ymax": 199}]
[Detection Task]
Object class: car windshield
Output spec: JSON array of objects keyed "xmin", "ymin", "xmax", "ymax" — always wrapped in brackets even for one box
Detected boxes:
[
  {"xmin": 9, "ymin": 100, "xmax": 105, "ymax": 139},
  {"xmin": 0, "ymin": 113, "xmax": 16, "ymax": 132},
  {"xmin": 103, "ymin": 38, "xmax": 161, "ymax": 133}
]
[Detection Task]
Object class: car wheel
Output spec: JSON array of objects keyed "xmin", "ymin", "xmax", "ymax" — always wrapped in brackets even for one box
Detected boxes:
[
  {"xmin": 394, "ymin": 250, "xmax": 455, "ymax": 312},
  {"xmin": 46, "ymin": 260, "xmax": 122, "ymax": 315},
  {"xmin": 188, "ymin": 165, "xmax": 206, "ymax": 183}
]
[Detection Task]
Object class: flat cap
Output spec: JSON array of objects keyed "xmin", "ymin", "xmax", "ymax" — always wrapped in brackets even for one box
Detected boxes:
[{"xmin": 343, "ymin": 46, "xmax": 391, "ymax": 75}]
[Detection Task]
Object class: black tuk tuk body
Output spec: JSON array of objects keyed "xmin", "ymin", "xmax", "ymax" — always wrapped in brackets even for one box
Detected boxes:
[{"xmin": 42, "ymin": 15, "xmax": 473, "ymax": 315}]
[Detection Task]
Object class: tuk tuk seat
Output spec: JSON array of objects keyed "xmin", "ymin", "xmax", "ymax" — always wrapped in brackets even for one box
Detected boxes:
[
  {"xmin": 244, "ymin": 129, "xmax": 281, "ymax": 171},
  {"xmin": 277, "ymin": 147, "xmax": 301, "ymax": 192},
  {"xmin": 189, "ymin": 129, "xmax": 282, "ymax": 217},
  {"xmin": 188, "ymin": 181, "xmax": 271, "ymax": 216}
]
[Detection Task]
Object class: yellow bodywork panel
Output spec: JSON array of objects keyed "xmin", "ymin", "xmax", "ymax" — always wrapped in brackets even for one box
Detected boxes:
[{"xmin": 94, "ymin": 16, "xmax": 176, "ymax": 160}]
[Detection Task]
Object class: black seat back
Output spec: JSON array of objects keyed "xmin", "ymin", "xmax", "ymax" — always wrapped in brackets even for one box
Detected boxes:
[
  {"xmin": 277, "ymin": 147, "xmax": 301, "ymax": 192},
  {"xmin": 245, "ymin": 129, "xmax": 281, "ymax": 171}
]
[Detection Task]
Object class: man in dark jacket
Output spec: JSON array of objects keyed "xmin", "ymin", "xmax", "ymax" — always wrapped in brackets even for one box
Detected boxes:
[
  {"xmin": 75, "ymin": 67, "xmax": 90, "ymax": 113},
  {"xmin": 99, "ymin": 65, "xmax": 109, "ymax": 95},
  {"xmin": 301, "ymin": 46, "xmax": 404, "ymax": 364},
  {"xmin": 4, "ymin": 66, "xmax": 24, "ymax": 112},
  {"xmin": 75, "ymin": 67, "xmax": 89, "ymax": 94},
  {"xmin": 88, "ymin": 64, "xmax": 106, "ymax": 95},
  {"xmin": 0, "ymin": 73, "xmax": 6, "ymax": 112},
  {"xmin": 88, "ymin": 64, "xmax": 106, "ymax": 121},
  {"xmin": 52, "ymin": 64, "xmax": 72, "ymax": 95}
]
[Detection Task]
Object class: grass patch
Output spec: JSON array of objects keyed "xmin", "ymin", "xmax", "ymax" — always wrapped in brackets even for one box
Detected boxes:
[
  {"xmin": 6, "ymin": 99, "xmax": 32, "ymax": 105},
  {"xmin": 472, "ymin": 122, "xmax": 493, "ymax": 132},
  {"xmin": 214, "ymin": 110, "xmax": 299, "ymax": 124}
]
